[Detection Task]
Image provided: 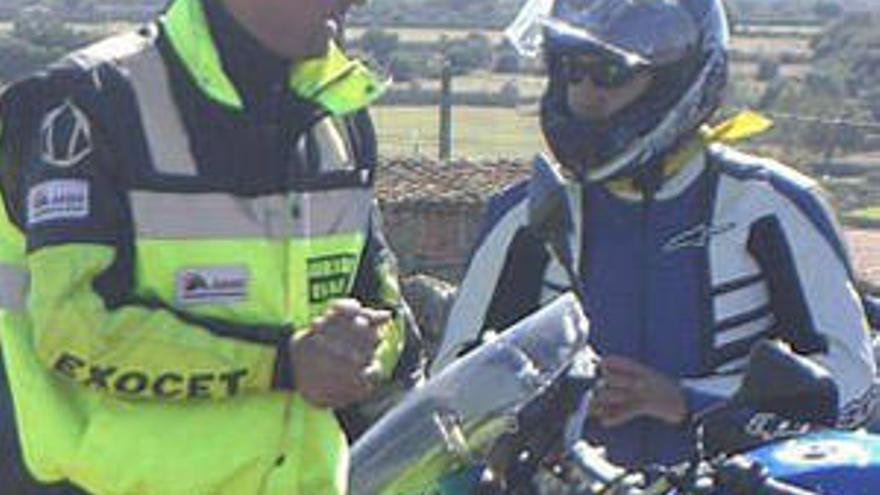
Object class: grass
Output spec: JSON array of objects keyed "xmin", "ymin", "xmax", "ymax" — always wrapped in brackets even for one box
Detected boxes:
[
  {"xmin": 731, "ymin": 36, "xmax": 813, "ymax": 58},
  {"xmin": 371, "ymin": 105, "xmax": 543, "ymax": 160},
  {"xmin": 347, "ymin": 27, "xmax": 505, "ymax": 44},
  {"xmin": 846, "ymin": 206, "xmax": 880, "ymax": 228}
]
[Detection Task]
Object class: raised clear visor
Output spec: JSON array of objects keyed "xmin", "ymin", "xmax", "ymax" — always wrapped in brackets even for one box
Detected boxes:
[
  {"xmin": 504, "ymin": 0, "xmax": 554, "ymax": 58},
  {"xmin": 349, "ymin": 292, "xmax": 595, "ymax": 495}
]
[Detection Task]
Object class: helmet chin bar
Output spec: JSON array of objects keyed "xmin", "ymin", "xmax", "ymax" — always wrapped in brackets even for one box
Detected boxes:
[{"xmin": 584, "ymin": 50, "xmax": 728, "ymax": 183}]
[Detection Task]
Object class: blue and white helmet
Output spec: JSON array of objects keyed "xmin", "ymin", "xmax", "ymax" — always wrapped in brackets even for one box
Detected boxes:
[{"xmin": 507, "ymin": 0, "xmax": 730, "ymax": 182}]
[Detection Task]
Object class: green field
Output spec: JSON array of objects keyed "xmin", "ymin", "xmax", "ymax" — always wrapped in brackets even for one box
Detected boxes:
[
  {"xmin": 848, "ymin": 206, "xmax": 880, "ymax": 225},
  {"xmin": 347, "ymin": 27, "xmax": 506, "ymax": 44},
  {"xmin": 0, "ymin": 21, "xmax": 134, "ymax": 36},
  {"xmin": 371, "ymin": 105, "xmax": 542, "ymax": 159},
  {"xmin": 392, "ymin": 72, "xmax": 547, "ymax": 99}
]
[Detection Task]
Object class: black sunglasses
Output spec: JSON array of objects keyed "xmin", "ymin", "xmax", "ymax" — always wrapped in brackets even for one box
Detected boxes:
[{"xmin": 560, "ymin": 55, "xmax": 646, "ymax": 89}]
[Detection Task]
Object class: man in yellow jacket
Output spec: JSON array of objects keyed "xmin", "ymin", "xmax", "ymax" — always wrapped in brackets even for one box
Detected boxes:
[{"xmin": 0, "ymin": 0, "xmax": 407, "ymax": 493}]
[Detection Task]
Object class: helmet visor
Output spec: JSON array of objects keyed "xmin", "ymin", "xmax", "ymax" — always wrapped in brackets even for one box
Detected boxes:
[{"xmin": 506, "ymin": 0, "xmax": 699, "ymax": 69}]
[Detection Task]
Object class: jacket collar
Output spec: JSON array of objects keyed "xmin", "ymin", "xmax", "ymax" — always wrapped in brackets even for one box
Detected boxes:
[
  {"xmin": 604, "ymin": 111, "xmax": 774, "ymax": 201},
  {"xmin": 159, "ymin": 0, "xmax": 387, "ymax": 115}
]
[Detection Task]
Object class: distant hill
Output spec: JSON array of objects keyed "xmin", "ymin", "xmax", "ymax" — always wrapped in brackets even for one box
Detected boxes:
[{"xmin": 811, "ymin": 13, "xmax": 880, "ymax": 118}]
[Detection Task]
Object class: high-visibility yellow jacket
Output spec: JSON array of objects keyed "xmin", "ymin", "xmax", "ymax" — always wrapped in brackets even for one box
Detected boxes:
[{"xmin": 0, "ymin": 0, "xmax": 403, "ymax": 493}]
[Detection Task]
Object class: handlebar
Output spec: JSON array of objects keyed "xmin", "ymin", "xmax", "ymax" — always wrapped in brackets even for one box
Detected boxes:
[
  {"xmin": 562, "ymin": 443, "xmax": 820, "ymax": 495},
  {"xmin": 757, "ymin": 478, "xmax": 819, "ymax": 495}
]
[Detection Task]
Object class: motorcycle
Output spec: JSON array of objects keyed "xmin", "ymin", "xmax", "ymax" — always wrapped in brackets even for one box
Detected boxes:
[{"xmin": 349, "ymin": 293, "xmax": 880, "ymax": 495}]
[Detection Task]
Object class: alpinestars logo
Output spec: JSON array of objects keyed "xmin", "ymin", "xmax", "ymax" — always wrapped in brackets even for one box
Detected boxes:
[
  {"xmin": 176, "ymin": 266, "xmax": 250, "ymax": 306},
  {"xmin": 40, "ymin": 100, "xmax": 93, "ymax": 168},
  {"xmin": 663, "ymin": 222, "xmax": 737, "ymax": 253}
]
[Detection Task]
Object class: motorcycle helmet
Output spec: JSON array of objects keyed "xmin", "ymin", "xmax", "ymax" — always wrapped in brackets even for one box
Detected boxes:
[{"xmin": 507, "ymin": 0, "xmax": 730, "ymax": 182}]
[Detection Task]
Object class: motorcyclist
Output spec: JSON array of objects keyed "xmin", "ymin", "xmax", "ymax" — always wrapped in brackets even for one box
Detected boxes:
[{"xmin": 433, "ymin": 0, "xmax": 877, "ymax": 469}]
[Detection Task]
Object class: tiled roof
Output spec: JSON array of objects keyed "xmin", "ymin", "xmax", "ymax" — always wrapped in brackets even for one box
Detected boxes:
[
  {"xmin": 376, "ymin": 159, "xmax": 531, "ymax": 206},
  {"xmin": 848, "ymin": 229, "xmax": 880, "ymax": 291}
]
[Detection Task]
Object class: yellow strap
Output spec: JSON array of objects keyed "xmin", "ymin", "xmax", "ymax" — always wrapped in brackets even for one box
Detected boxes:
[
  {"xmin": 700, "ymin": 110, "xmax": 774, "ymax": 144},
  {"xmin": 605, "ymin": 111, "xmax": 774, "ymax": 195}
]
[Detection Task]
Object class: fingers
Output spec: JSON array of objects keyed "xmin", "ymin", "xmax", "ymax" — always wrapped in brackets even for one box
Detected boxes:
[
  {"xmin": 595, "ymin": 384, "xmax": 634, "ymax": 407},
  {"xmin": 314, "ymin": 315, "xmax": 378, "ymax": 361},
  {"xmin": 325, "ymin": 299, "xmax": 392, "ymax": 326},
  {"xmin": 291, "ymin": 300, "xmax": 393, "ymax": 409},
  {"xmin": 315, "ymin": 303, "xmax": 392, "ymax": 360},
  {"xmin": 597, "ymin": 405, "xmax": 642, "ymax": 428},
  {"xmin": 591, "ymin": 355, "xmax": 653, "ymax": 427},
  {"xmin": 593, "ymin": 355, "xmax": 688, "ymax": 426},
  {"xmin": 290, "ymin": 332, "xmax": 377, "ymax": 409},
  {"xmin": 325, "ymin": 298, "xmax": 363, "ymax": 318},
  {"xmin": 602, "ymin": 371, "xmax": 642, "ymax": 393}
]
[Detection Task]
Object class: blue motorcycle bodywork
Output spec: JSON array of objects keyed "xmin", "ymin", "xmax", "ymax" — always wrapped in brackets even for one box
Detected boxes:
[{"xmin": 747, "ymin": 430, "xmax": 880, "ymax": 494}]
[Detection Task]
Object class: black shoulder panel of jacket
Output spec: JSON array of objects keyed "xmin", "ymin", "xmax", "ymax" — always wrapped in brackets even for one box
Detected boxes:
[
  {"xmin": 484, "ymin": 227, "xmax": 550, "ymax": 333},
  {"xmin": 747, "ymin": 215, "xmax": 829, "ymax": 355},
  {"xmin": 0, "ymin": 29, "xmax": 156, "ymax": 230}
]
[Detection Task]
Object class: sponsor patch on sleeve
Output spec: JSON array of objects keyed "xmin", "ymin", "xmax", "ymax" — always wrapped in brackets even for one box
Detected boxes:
[{"xmin": 27, "ymin": 179, "xmax": 90, "ymax": 226}]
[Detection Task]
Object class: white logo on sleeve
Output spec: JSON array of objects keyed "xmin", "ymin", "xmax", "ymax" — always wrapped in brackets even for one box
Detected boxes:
[
  {"xmin": 40, "ymin": 100, "xmax": 94, "ymax": 168},
  {"xmin": 176, "ymin": 266, "xmax": 250, "ymax": 306},
  {"xmin": 27, "ymin": 180, "xmax": 90, "ymax": 225}
]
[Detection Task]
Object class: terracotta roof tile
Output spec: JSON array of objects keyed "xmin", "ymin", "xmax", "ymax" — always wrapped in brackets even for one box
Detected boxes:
[{"xmin": 377, "ymin": 159, "xmax": 531, "ymax": 206}]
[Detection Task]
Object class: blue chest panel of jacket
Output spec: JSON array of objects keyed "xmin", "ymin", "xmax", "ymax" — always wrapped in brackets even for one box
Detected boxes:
[{"xmin": 581, "ymin": 177, "xmax": 712, "ymax": 467}]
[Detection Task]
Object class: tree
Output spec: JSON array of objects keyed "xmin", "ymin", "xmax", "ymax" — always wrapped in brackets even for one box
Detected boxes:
[
  {"xmin": 813, "ymin": 1, "xmax": 843, "ymax": 20},
  {"xmin": 493, "ymin": 40, "xmax": 520, "ymax": 74},
  {"xmin": 389, "ymin": 51, "xmax": 425, "ymax": 82},
  {"xmin": 445, "ymin": 32, "xmax": 493, "ymax": 74},
  {"xmin": 0, "ymin": 35, "xmax": 56, "ymax": 82},
  {"xmin": 360, "ymin": 29, "xmax": 400, "ymax": 65},
  {"xmin": 12, "ymin": 5, "xmax": 95, "ymax": 50},
  {"xmin": 756, "ymin": 58, "xmax": 780, "ymax": 81}
]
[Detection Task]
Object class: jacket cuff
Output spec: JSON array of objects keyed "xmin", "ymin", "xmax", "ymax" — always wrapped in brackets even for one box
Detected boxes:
[{"xmin": 272, "ymin": 336, "xmax": 296, "ymax": 391}]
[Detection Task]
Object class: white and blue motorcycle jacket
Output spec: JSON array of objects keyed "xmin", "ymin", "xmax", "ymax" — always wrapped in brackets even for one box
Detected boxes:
[{"xmin": 433, "ymin": 142, "xmax": 877, "ymax": 467}]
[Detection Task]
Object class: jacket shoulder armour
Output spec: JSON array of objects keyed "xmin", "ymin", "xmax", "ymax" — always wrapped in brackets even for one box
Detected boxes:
[
  {"xmin": 478, "ymin": 179, "xmax": 530, "ymax": 237},
  {"xmin": 0, "ymin": 25, "xmax": 157, "ymax": 124},
  {"xmin": 708, "ymin": 143, "xmax": 849, "ymax": 271},
  {"xmin": 708, "ymin": 143, "xmax": 819, "ymax": 192},
  {"xmin": 0, "ymin": 27, "xmax": 154, "ymax": 224},
  {"xmin": 62, "ymin": 24, "xmax": 158, "ymax": 74}
]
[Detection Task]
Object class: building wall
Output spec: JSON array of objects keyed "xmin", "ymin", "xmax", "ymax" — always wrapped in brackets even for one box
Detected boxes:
[{"xmin": 381, "ymin": 202, "xmax": 485, "ymax": 283}]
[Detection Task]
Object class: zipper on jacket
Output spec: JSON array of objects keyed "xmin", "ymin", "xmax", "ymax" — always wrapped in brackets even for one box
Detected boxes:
[
  {"xmin": 636, "ymin": 169, "xmax": 660, "ymax": 462},
  {"xmin": 272, "ymin": 81, "xmax": 296, "ymax": 493}
]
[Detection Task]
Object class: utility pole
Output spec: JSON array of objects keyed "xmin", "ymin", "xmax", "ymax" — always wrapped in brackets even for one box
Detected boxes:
[{"xmin": 439, "ymin": 44, "xmax": 453, "ymax": 162}]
